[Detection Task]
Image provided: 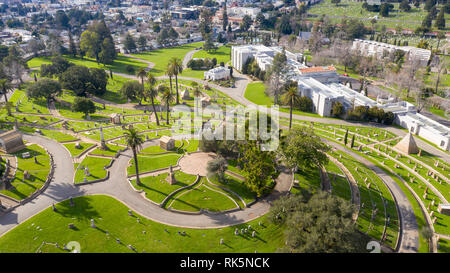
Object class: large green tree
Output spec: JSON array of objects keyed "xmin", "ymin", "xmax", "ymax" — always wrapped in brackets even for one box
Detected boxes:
[
  {"xmin": 268, "ymin": 192, "xmax": 368, "ymax": 253},
  {"xmin": 26, "ymin": 79, "xmax": 62, "ymax": 101},
  {"xmin": 239, "ymin": 142, "xmax": 276, "ymax": 197},
  {"xmin": 71, "ymin": 97, "xmax": 96, "ymax": 118},
  {"xmin": 280, "ymin": 127, "xmax": 329, "ymax": 170},
  {"xmin": 120, "ymin": 80, "xmax": 144, "ymax": 104}
]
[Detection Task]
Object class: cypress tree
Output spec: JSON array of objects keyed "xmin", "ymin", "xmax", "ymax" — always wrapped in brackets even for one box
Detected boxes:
[
  {"xmin": 351, "ymin": 134, "xmax": 355, "ymax": 148},
  {"xmin": 344, "ymin": 129, "xmax": 349, "ymax": 145}
]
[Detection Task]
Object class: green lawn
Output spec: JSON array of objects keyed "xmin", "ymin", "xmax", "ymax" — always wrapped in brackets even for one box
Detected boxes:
[
  {"xmin": 127, "ymin": 154, "xmax": 181, "ymax": 175},
  {"xmin": 132, "ymin": 42, "xmax": 203, "ymax": 76},
  {"xmin": 244, "ymin": 82, "xmax": 273, "ymax": 105},
  {"xmin": 169, "ymin": 178, "xmax": 238, "ymax": 212},
  {"xmin": 89, "ymin": 144, "xmax": 123, "ymax": 157},
  {"xmin": 130, "ymin": 171, "xmax": 197, "ymax": 204},
  {"xmin": 74, "ymin": 156, "xmax": 112, "ymax": 184},
  {"xmin": 0, "ymin": 144, "xmax": 51, "ymax": 200},
  {"xmin": 209, "ymin": 175, "xmax": 256, "ymax": 205},
  {"xmin": 63, "ymin": 143, "xmax": 95, "ymax": 158},
  {"xmin": 307, "ymin": 0, "xmax": 450, "ymax": 31},
  {"xmin": 27, "ymin": 54, "xmax": 148, "ymax": 75},
  {"xmin": 0, "ymin": 195, "xmax": 285, "ymax": 253},
  {"xmin": 192, "ymin": 46, "xmax": 231, "ymax": 65}
]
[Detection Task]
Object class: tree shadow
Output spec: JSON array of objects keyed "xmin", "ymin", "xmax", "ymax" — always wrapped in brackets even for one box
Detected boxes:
[{"xmin": 54, "ymin": 196, "xmax": 100, "ymax": 222}]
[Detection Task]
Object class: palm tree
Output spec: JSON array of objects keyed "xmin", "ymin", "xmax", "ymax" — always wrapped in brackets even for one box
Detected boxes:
[
  {"xmin": 145, "ymin": 77, "xmax": 160, "ymax": 126},
  {"xmin": 166, "ymin": 63, "xmax": 174, "ymax": 96},
  {"xmin": 168, "ymin": 57, "xmax": 183, "ymax": 104},
  {"xmin": 136, "ymin": 67, "xmax": 147, "ymax": 86},
  {"xmin": 0, "ymin": 79, "xmax": 13, "ymax": 103},
  {"xmin": 193, "ymin": 86, "xmax": 202, "ymax": 114},
  {"xmin": 160, "ymin": 85, "xmax": 175, "ymax": 125},
  {"xmin": 146, "ymin": 72, "xmax": 157, "ymax": 87},
  {"xmin": 282, "ymin": 86, "xmax": 301, "ymax": 129},
  {"xmin": 124, "ymin": 126, "xmax": 144, "ymax": 185}
]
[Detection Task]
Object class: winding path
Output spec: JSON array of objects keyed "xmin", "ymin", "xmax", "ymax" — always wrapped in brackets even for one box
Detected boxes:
[
  {"xmin": 2, "ymin": 52, "xmax": 448, "ymax": 253},
  {"xmin": 324, "ymin": 139, "xmax": 419, "ymax": 253},
  {"xmin": 0, "ymin": 135, "xmax": 293, "ymax": 237}
]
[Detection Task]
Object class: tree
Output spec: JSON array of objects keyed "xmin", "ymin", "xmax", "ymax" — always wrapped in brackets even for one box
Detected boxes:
[
  {"xmin": 332, "ymin": 101, "xmax": 344, "ymax": 117},
  {"xmin": 160, "ymin": 85, "xmax": 174, "ymax": 125},
  {"xmin": 136, "ymin": 67, "xmax": 147, "ymax": 86},
  {"xmin": 207, "ymin": 156, "xmax": 227, "ymax": 182},
  {"xmin": 68, "ymin": 32, "xmax": 77, "ymax": 57},
  {"xmin": 240, "ymin": 15, "xmax": 252, "ymax": 32},
  {"xmin": 399, "ymin": 0, "xmax": 411, "ymax": 12},
  {"xmin": 0, "ymin": 79, "xmax": 12, "ymax": 103},
  {"xmin": 144, "ymin": 73, "xmax": 160, "ymax": 126},
  {"xmin": 282, "ymin": 86, "xmax": 301, "ymax": 129},
  {"xmin": 277, "ymin": 14, "xmax": 292, "ymax": 35},
  {"xmin": 168, "ymin": 57, "xmax": 183, "ymax": 104},
  {"xmin": 424, "ymin": 0, "xmax": 436, "ymax": 12},
  {"xmin": 203, "ymin": 33, "xmax": 216, "ymax": 52},
  {"xmin": 350, "ymin": 134, "xmax": 355, "ymax": 148},
  {"xmin": 124, "ymin": 126, "xmax": 144, "ymax": 186},
  {"xmin": 137, "ymin": 35, "xmax": 147, "ymax": 49},
  {"xmin": 422, "ymin": 13, "xmax": 432, "ymax": 28},
  {"xmin": 436, "ymin": 32, "xmax": 445, "ymax": 52},
  {"xmin": 435, "ymin": 9, "xmax": 445, "ymax": 30},
  {"xmin": 3, "ymin": 45, "xmax": 27, "ymax": 83},
  {"xmin": 268, "ymin": 192, "xmax": 368, "ymax": 253},
  {"xmin": 80, "ymin": 20, "xmax": 116, "ymax": 64},
  {"xmin": 71, "ymin": 97, "xmax": 96, "ymax": 118},
  {"xmin": 193, "ymin": 86, "xmax": 202, "ymax": 114},
  {"xmin": 60, "ymin": 66, "xmax": 107, "ymax": 96},
  {"xmin": 298, "ymin": 96, "xmax": 313, "ymax": 112},
  {"xmin": 280, "ymin": 127, "xmax": 330, "ymax": 170},
  {"xmin": 380, "ymin": 3, "xmax": 390, "ymax": 17},
  {"xmin": 331, "ymin": 0, "xmax": 341, "ymax": 6},
  {"xmin": 239, "ymin": 143, "xmax": 276, "ymax": 197},
  {"xmin": 157, "ymin": 28, "xmax": 169, "ymax": 46},
  {"xmin": 40, "ymin": 56, "xmax": 73, "ymax": 78},
  {"xmin": 222, "ymin": 4, "xmax": 228, "ymax": 31},
  {"xmin": 26, "ymin": 79, "xmax": 61, "ymax": 101},
  {"xmin": 421, "ymin": 226, "xmax": 434, "ymax": 252},
  {"xmin": 124, "ymin": 33, "xmax": 136, "ymax": 52},
  {"xmin": 120, "ymin": 80, "xmax": 144, "ymax": 103},
  {"xmin": 344, "ymin": 129, "xmax": 349, "ymax": 145},
  {"xmin": 80, "ymin": 30, "xmax": 101, "ymax": 62},
  {"xmin": 168, "ymin": 27, "xmax": 179, "ymax": 44},
  {"xmin": 268, "ymin": 51, "xmax": 287, "ymax": 105}
]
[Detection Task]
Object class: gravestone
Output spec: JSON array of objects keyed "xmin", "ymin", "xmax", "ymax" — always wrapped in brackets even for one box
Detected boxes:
[
  {"xmin": 90, "ymin": 219, "xmax": 96, "ymax": 228},
  {"xmin": 128, "ymin": 210, "xmax": 133, "ymax": 216},
  {"xmin": 220, "ymin": 239, "xmax": 223, "ymax": 245},
  {"xmin": 68, "ymin": 223, "xmax": 75, "ymax": 229},
  {"xmin": 252, "ymin": 231, "xmax": 256, "ymax": 238},
  {"xmin": 24, "ymin": 171, "xmax": 30, "ymax": 180}
]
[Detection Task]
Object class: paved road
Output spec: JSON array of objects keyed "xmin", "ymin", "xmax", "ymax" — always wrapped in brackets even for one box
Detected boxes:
[
  {"xmin": 0, "ymin": 136, "xmax": 293, "ymax": 237},
  {"xmin": 2, "ymin": 54, "xmax": 447, "ymax": 252},
  {"xmin": 325, "ymin": 139, "xmax": 419, "ymax": 253}
]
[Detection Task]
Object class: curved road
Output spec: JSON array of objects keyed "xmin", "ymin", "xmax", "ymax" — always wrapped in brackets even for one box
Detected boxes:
[
  {"xmin": 2, "ymin": 52, "xmax": 447, "ymax": 253},
  {"xmin": 0, "ymin": 136, "xmax": 292, "ymax": 238}
]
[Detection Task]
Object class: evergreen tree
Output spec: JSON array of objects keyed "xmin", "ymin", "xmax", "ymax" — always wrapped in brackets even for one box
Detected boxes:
[{"xmin": 435, "ymin": 9, "xmax": 446, "ymax": 30}]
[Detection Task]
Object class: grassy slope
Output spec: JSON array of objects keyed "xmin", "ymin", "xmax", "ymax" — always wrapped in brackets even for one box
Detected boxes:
[{"xmin": 0, "ymin": 195, "xmax": 284, "ymax": 253}]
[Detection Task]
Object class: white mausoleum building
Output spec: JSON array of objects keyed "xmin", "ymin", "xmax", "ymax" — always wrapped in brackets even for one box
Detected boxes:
[
  {"xmin": 352, "ymin": 39, "xmax": 431, "ymax": 65},
  {"xmin": 204, "ymin": 66, "xmax": 231, "ymax": 81}
]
